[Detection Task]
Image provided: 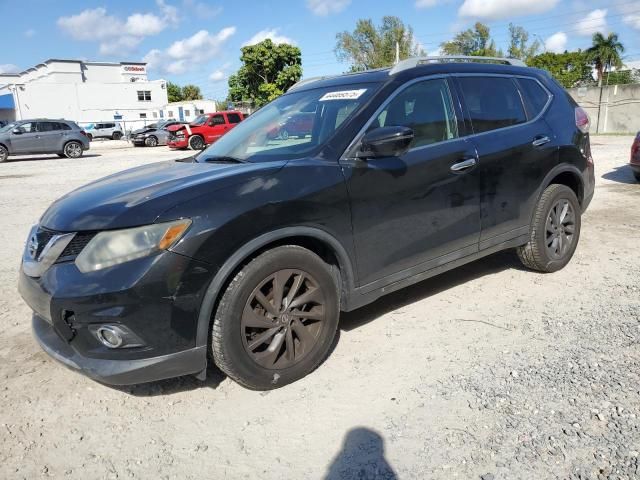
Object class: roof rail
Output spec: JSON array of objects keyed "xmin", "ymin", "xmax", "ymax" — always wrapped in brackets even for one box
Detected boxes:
[
  {"xmin": 389, "ymin": 56, "xmax": 527, "ymax": 75},
  {"xmin": 288, "ymin": 76, "xmax": 334, "ymax": 92}
]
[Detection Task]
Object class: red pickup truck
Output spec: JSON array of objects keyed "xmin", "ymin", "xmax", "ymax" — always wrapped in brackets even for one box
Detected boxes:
[{"xmin": 167, "ymin": 111, "xmax": 245, "ymax": 150}]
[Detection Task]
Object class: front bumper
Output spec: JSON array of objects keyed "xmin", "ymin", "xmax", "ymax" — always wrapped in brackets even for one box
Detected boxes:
[
  {"xmin": 168, "ymin": 138, "xmax": 188, "ymax": 149},
  {"xmin": 19, "ymin": 249, "xmax": 214, "ymax": 385},
  {"xmin": 32, "ymin": 314, "xmax": 206, "ymax": 385}
]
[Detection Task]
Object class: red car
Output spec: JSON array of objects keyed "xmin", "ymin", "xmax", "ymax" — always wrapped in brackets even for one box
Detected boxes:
[
  {"xmin": 631, "ymin": 132, "xmax": 640, "ymax": 182},
  {"xmin": 267, "ymin": 112, "xmax": 314, "ymax": 140},
  {"xmin": 167, "ymin": 111, "xmax": 244, "ymax": 150}
]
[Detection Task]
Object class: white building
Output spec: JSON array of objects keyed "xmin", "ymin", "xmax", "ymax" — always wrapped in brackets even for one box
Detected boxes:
[
  {"xmin": 160, "ymin": 99, "xmax": 219, "ymax": 122},
  {"xmin": 0, "ymin": 59, "xmax": 168, "ymax": 128}
]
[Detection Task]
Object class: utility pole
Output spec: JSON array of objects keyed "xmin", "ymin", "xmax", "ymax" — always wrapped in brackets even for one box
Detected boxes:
[{"xmin": 395, "ymin": 41, "xmax": 400, "ymax": 65}]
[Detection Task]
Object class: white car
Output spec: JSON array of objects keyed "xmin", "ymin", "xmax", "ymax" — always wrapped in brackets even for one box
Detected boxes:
[{"xmin": 85, "ymin": 122, "xmax": 123, "ymax": 141}]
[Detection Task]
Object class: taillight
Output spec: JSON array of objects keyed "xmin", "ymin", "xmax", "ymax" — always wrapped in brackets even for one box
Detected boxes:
[
  {"xmin": 632, "ymin": 135, "xmax": 640, "ymax": 162},
  {"xmin": 575, "ymin": 107, "xmax": 590, "ymax": 134}
]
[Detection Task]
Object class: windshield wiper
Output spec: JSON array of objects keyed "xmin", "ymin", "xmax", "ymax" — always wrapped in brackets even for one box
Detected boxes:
[{"xmin": 199, "ymin": 155, "xmax": 247, "ymax": 164}]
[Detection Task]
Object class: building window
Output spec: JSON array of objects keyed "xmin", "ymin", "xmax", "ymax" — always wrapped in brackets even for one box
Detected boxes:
[
  {"xmin": 199, "ymin": 109, "xmax": 205, "ymax": 114},
  {"xmin": 184, "ymin": 110, "xmax": 190, "ymax": 117},
  {"xmin": 168, "ymin": 111, "xmax": 174, "ymax": 118},
  {"xmin": 137, "ymin": 90, "xmax": 151, "ymax": 101},
  {"xmin": 140, "ymin": 113, "xmax": 147, "ymax": 119},
  {"xmin": 152, "ymin": 111, "xmax": 158, "ymax": 118}
]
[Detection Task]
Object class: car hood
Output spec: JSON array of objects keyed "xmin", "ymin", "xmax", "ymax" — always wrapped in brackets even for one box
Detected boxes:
[
  {"xmin": 40, "ymin": 159, "xmax": 286, "ymax": 231},
  {"xmin": 132, "ymin": 127, "xmax": 158, "ymax": 135}
]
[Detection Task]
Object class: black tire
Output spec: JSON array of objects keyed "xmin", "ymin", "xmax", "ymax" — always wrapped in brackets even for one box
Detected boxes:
[
  {"xmin": 0, "ymin": 145, "xmax": 8, "ymax": 163},
  {"xmin": 211, "ymin": 246, "xmax": 340, "ymax": 390},
  {"xmin": 112, "ymin": 131, "xmax": 122, "ymax": 140},
  {"xmin": 63, "ymin": 141, "xmax": 84, "ymax": 159},
  {"xmin": 634, "ymin": 171, "xmax": 640, "ymax": 182},
  {"xmin": 280, "ymin": 129, "xmax": 289, "ymax": 140},
  {"xmin": 87, "ymin": 133, "xmax": 93, "ymax": 141},
  {"xmin": 517, "ymin": 184, "xmax": 581, "ymax": 273},
  {"xmin": 189, "ymin": 135, "xmax": 205, "ymax": 150},
  {"xmin": 145, "ymin": 135, "xmax": 158, "ymax": 147}
]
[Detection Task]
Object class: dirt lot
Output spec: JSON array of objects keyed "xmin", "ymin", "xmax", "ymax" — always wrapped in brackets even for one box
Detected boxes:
[{"xmin": 0, "ymin": 137, "xmax": 638, "ymax": 480}]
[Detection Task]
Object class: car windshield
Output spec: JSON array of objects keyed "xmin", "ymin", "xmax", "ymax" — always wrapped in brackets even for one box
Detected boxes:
[
  {"xmin": 0, "ymin": 122, "xmax": 18, "ymax": 133},
  {"xmin": 191, "ymin": 115, "xmax": 208, "ymax": 126},
  {"xmin": 195, "ymin": 83, "xmax": 379, "ymax": 163}
]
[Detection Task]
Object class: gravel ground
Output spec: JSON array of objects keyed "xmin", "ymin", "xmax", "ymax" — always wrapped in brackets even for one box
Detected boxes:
[{"xmin": 0, "ymin": 136, "xmax": 638, "ymax": 480}]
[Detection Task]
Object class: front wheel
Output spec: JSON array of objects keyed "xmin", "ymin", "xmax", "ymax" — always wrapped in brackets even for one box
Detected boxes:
[
  {"xmin": 517, "ymin": 184, "xmax": 581, "ymax": 273},
  {"xmin": 64, "ymin": 141, "xmax": 83, "ymax": 159},
  {"xmin": 145, "ymin": 136, "xmax": 158, "ymax": 147},
  {"xmin": 0, "ymin": 145, "xmax": 8, "ymax": 163},
  {"xmin": 211, "ymin": 246, "xmax": 339, "ymax": 390},
  {"xmin": 189, "ymin": 135, "xmax": 205, "ymax": 150}
]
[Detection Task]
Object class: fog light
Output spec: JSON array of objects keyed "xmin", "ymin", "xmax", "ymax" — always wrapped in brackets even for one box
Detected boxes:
[{"xmin": 96, "ymin": 326, "xmax": 123, "ymax": 348}]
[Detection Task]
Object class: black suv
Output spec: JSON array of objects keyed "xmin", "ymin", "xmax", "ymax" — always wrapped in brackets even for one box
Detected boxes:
[{"xmin": 19, "ymin": 57, "xmax": 594, "ymax": 390}]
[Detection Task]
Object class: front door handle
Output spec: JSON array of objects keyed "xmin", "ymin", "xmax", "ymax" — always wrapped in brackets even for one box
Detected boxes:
[
  {"xmin": 450, "ymin": 158, "xmax": 477, "ymax": 173},
  {"xmin": 532, "ymin": 135, "xmax": 551, "ymax": 147}
]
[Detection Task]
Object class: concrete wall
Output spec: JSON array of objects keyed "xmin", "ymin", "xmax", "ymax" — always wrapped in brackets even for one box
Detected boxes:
[{"xmin": 568, "ymin": 84, "xmax": 640, "ymax": 134}]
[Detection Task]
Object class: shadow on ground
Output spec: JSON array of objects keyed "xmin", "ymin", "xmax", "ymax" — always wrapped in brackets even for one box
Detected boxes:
[
  {"xmin": 5, "ymin": 154, "xmax": 102, "ymax": 163},
  {"xmin": 324, "ymin": 427, "xmax": 397, "ymax": 480},
  {"xmin": 601, "ymin": 165, "xmax": 638, "ymax": 185},
  {"xmin": 340, "ymin": 249, "xmax": 523, "ymax": 332}
]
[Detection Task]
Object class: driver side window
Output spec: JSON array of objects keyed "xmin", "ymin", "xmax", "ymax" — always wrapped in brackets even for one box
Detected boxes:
[
  {"xmin": 16, "ymin": 123, "xmax": 35, "ymax": 133},
  {"xmin": 372, "ymin": 78, "xmax": 458, "ymax": 149}
]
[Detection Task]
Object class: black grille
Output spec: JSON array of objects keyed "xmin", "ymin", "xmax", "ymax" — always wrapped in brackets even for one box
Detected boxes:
[
  {"xmin": 34, "ymin": 228, "xmax": 56, "ymax": 259},
  {"xmin": 57, "ymin": 232, "xmax": 96, "ymax": 261}
]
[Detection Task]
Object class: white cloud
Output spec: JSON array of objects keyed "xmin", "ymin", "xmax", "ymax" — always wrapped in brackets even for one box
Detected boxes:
[
  {"xmin": 306, "ymin": 0, "xmax": 350, "ymax": 16},
  {"xmin": 415, "ymin": 0, "xmax": 439, "ymax": 8},
  {"xmin": 24, "ymin": 29, "xmax": 36, "ymax": 38},
  {"xmin": 242, "ymin": 28, "xmax": 295, "ymax": 47},
  {"xmin": 0, "ymin": 64, "xmax": 20, "ymax": 74},
  {"xmin": 459, "ymin": 0, "xmax": 558, "ymax": 20},
  {"xmin": 576, "ymin": 9, "xmax": 608, "ymax": 36},
  {"xmin": 545, "ymin": 32, "xmax": 568, "ymax": 53},
  {"xmin": 209, "ymin": 70, "xmax": 226, "ymax": 81},
  {"xmin": 57, "ymin": 1, "xmax": 179, "ymax": 55},
  {"xmin": 144, "ymin": 27, "xmax": 236, "ymax": 74}
]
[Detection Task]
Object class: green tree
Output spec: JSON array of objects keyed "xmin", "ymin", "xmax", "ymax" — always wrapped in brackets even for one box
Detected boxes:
[
  {"xmin": 335, "ymin": 16, "xmax": 423, "ymax": 71},
  {"xmin": 181, "ymin": 84, "xmax": 203, "ymax": 100},
  {"xmin": 507, "ymin": 24, "xmax": 541, "ymax": 61},
  {"xmin": 166, "ymin": 81, "xmax": 183, "ymax": 103},
  {"xmin": 227, "ymin": 39, "xmax": 302, "ymax": 107},
  {"xmin": 440, "ymin": 22, "xmax": 502, "ymax": 57},
  {"xmin": 586, "ymin": 32, "xmax": 625, "ymax": 86},
  {"xmin": 527, "ymin": 51, "xmax": 594, "ymax": 88}
]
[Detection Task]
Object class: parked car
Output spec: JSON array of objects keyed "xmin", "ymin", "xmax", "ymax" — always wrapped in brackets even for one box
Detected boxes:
[
  {"xmin": 630, "ymin": 132, "xmax": 640, "ymax": 181},
  {"xmin": 85, "ymin": 122, "xmax": 123, "ymax": 141},
  {"xmin": 267, "ymin": 112, "xmax": 315, "ymax": 140},
  {"xmin": 0, "ymin": 120, "xmax": 7, "ymax": 128},
  {"xmin": 131, "ymin": 120, "xmax": 187, "ymax": 147},
  {"xmin": 0, "ymin": 119, "xmax": 89, "ymax": 162},
  {"xmin": 19, "ymin": 56, "xmax": 594, "ymax": 390},
  {"xmin": 167, "ymin": 111, "xmax": 244, "ymax": 150}
]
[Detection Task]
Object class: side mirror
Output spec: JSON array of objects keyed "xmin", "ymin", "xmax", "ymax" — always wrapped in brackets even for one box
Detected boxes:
[
  {"xmin": 357, "ymin": 126, "xmax": 414, "ymax": 159},
  {"xmin": 12, "ymin": 128, "xmax": 22, "ymax": 135}
]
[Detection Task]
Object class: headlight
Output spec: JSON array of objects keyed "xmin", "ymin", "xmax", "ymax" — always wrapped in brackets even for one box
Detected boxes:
[{"xmin": 75, "ymin": 219, "xmax": 191, "ymax": 273}]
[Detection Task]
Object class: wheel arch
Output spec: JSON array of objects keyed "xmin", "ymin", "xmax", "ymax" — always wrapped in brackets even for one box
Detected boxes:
[
  {"xmin": 540, "ymin": 164, "xmax": 584, "ymax": 206},
  {"xmin": 194, "ymin": 226, "xmax": 356, "ymax": 348}
]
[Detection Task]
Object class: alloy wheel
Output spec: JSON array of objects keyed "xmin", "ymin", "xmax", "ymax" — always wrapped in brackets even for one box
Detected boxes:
[
  {"xmin": 241, "ymin": 269, "xmax": 326, "ymax": 369},
  {"xmin": 65, "ymin": 142, "xmax": 82, "ymax": 158},
  {"xmin": 545, "ymin": 199, "xmax": 576, "ymax": 259}
]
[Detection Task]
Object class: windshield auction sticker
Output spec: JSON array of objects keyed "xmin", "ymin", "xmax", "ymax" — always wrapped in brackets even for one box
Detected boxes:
[{"xmin": 319, "ymin": 89, "xmax": 367, "ymax": 101}]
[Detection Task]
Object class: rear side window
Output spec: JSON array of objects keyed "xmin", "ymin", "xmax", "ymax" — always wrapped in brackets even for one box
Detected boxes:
[
  {"xmin": 226, "ymin": 113, "xmax": 242, "ymax": 124},
  {"xmin": 458, "ymin": 76, "xmax": 527, "ymax": 134},
  {"xmin": 517, "ymin": 78, "xmax": 550, "ymax": 119},
  {"xmin": 209, "ymin": 115, "xmax": 225, "ymax": 126}
]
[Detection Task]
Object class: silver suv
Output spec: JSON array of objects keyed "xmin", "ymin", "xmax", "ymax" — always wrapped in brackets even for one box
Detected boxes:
[
  {"xmin": 0, "ymin": 119, "xmax": 90, "ymax": 163},
  {"xmin": 85, "ymin": 122, "xmax": 123, "ymax": 141}
]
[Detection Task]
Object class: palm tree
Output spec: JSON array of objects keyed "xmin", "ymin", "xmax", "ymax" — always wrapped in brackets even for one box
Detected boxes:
[{"xmin": 587, "ymin": 32, "xmax": 625, "ymax": 86}]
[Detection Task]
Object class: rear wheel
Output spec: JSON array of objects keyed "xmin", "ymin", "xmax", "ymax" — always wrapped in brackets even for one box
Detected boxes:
[
  {"xmin": 211, "ymin": 246, "xmax": 339, "ymax": 390},
  {"xmin": 189, "ymin": 135, "xmax": 205, "ymax": 150},
  {"xmin": 280, "ymin": 129, "xmax": 289, "ymax": 140},
  {"xmin": 145, "ymin": 135, "xmax": 158, "ymax": 147},
  {"xmin": 112, "ymin": 131, "xmax": 122, "ymax": 140},
  {"xmin": 0, "ymin": 145, "xmax": 8, "ymax": 163},
  {"xmin": 64, "ymin": 141, "xmax": 83, "ymax": 159},
  {"xmin": 517, "ymin": 184, "xmax": 581, "ymax": 273}
]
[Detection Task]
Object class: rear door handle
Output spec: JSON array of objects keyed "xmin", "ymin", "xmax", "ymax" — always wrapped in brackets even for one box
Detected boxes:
[
  {"xmin": 532, "ymin": 136, "xmax": 551, "ymax": 147},
  {"xmin": 450, "ymin": 158, "xmax": 477, "ymax": 173}
]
